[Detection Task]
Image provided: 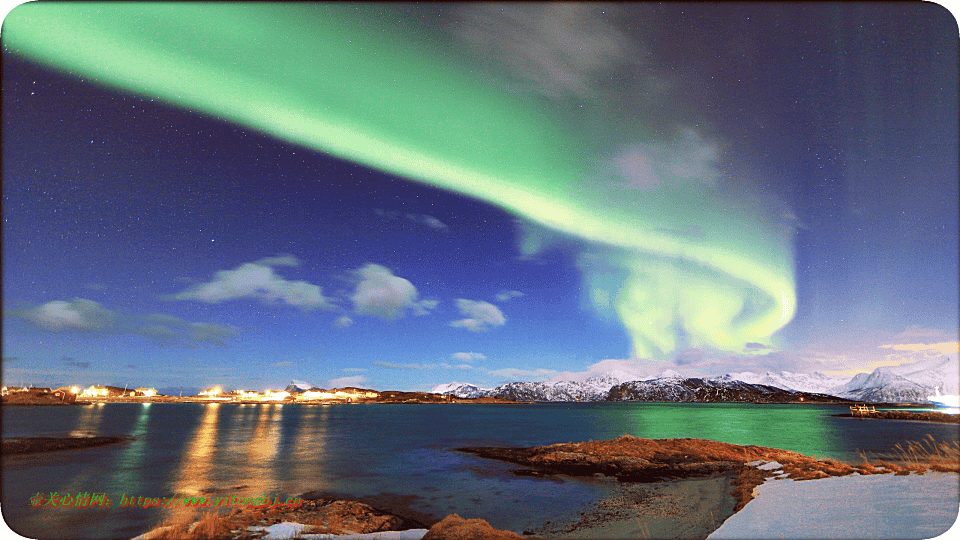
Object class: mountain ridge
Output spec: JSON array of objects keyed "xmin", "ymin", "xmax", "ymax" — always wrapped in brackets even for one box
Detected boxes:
[{"xmin": 431, "ymin": 356, "xmax": 957, "ymax": 404}]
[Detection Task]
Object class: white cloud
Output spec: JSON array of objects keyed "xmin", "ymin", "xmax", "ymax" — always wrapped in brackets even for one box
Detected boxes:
[
  {"xmin": 254, "ymin": 254, "xmax": 299, "ymax": 267},
  {"xmin": 327, "ymin": 375, "xmax": 368, "ymax": 388},
  {"xmin": 880, "ymin": 341, "xmax": 960, "ymax": 356},
  {"xmin": 174, "ymin": 257, "xmax": 327, "ymax": 310},
  {"xmin": 351, "ymin": 264, "xmax": 436, "ymax": 320},
  {"xmin": 24, "ymin": 298, "xmax": 115, "ymax": 332},
  {"xmin": 487, "ymin": 367, "xmax": 556, "ymax": 380},
  {"xmin": 18, "ymin": 299, "xmax": 239, "ymax": 348},
  {"xmin": 451, "ymin": 351, "xmax": 486, "ymax": 361},
  {"xmin": 495, "ymin": 290, "xmax": 524, "ymax": 302},
  {"xmin": 453, "ymin": 4, "xmax": 655, "ymax": 100},
  {"xmin": 188, "ymin": 322, "xmax": 240, "ymax": 347},
  {"xmin": 449, "ymin": 299, "xmax": 506, "ymax": 332},
  {"xmin": 334, "ymin": 315, "xmax": 354, "ymax": 328},
  {"xmin": 612, "ymin": 127, "xmax": 720, "ymax": 191},
  {"xmin": 138, "ymin": 313, "xmax": 240, "ymax": 348},
  {"xmin": 421, "ymin": 215, "xmax": 448, "ymax": 230},
  {"xmin": 548, "ymin": 357, "xmax": 670, "ymax": 383},
  {"xmin": 374, "ymin": 209, "xmax": 448, "ymax": 231},
  {"xmin": 374, "ymin": 361, "xmax": 428, "ymax": 370}
]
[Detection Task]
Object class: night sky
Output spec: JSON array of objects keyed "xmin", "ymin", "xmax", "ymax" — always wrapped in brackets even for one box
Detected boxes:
[{"xmin": 3, "ymin": 3, "xmax": 957, "ymax": 394}]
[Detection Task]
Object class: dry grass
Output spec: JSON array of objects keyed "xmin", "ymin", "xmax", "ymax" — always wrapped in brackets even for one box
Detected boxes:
[
  {"xmin": 489, "ymin": 434, "xmax": 960, "ymax": 512},
  {"xmin": 894, "ymin": 434, "xmax": 960, "ymax": 472},
  {"xmin": 854, "ymin": 435, "xmax": 960, "ymax": 475},
  {"xmin": 143, "ymin": 518, "xmax": 191, "ymax": 540},
  {"xmin": 188, "ymin": 511, "xmax": 233, "ymax": 539}
]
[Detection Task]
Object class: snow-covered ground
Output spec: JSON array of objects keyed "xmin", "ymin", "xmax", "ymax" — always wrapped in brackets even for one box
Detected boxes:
[
  {"xmin": 708, "ymin": 472, "xmax": 960, "ymax": 539},
  {"xmin": 246, "ymin": 523, "xmax": 428, "ymax": 540}
]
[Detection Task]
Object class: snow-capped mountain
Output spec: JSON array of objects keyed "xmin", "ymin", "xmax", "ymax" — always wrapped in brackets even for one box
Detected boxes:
[
  {"xmin": 488, "ymin": 376, "xmax": 623, "ymax": 402},
  {"xmin": 643, "ymin": 369, "xmax": 684, "ymax": 380},
  {"xmin": 431, "ymin": 356, "xmax": 957, "ymax": 404},
  {"xmin": 836, "ymin": 372, "xmax": 929, "ymax": 403},
  {"xmin": 877, "ymin": 356, "xmax": 959, "ymax": 394},
  {"xmin": 608, "ymin": 376, "xmax": 842, "ymax": 403},
  {"xmin": 430, "ymin": 382, "xmax": 490, "ymax": 399},
  {"xmin": 826, "ymin": 356, "xmax": 957, "ymax": 403},
  {"xmin": 284, "ymin": 380, "xmax": 319, "ymax": 393},
  {"xmin": 431, "ymin": 376, "xmax": 623, "ymax": 402},
  {"xmin": 724, "ymin": 371, "xmax": 850, "ymax": 394}
]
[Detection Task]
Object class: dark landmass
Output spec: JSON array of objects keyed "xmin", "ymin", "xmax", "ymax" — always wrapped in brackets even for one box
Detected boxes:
[
  {"xmin": 1, "ymin": 392, "xmax": 79, "ymax": 406},
  {"xmin": 608, "ymin": 378, "xmax": 852, "ymax": 403},
  {"xmin": 838, "ymin": 410, "xmax": 960, "ymax": 423},
  {"xmin": 3, "ymin": 436, "xmax": 131, "ymax": 455}
]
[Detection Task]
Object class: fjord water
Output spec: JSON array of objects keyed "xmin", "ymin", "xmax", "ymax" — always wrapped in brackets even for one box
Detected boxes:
[{"xmin": 3, "ymin": 402, "xmax": 958, "ymax": 539}]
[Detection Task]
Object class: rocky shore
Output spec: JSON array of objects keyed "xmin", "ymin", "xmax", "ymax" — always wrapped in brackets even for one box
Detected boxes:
[
  {"xmin": 133, "ymin": 497, "xmax": 538, "ymax": 540},
  {"xmin": 458, "ymin": 434, "xmax": 959, "ymax": 511},
  {"xmin": 129, "ymin": 434, "xmax": 958, "ymax": 539},
  {"xmin": 3, "ymin": 435, "xmax": 132, "ymax": 455},
  {"xmin": 1, "ymin": 392, "xmax": 79, "ymax": 406},
  {"xmin": 838, "ymin": 409, "xmax": 960, "ymax": 423}
]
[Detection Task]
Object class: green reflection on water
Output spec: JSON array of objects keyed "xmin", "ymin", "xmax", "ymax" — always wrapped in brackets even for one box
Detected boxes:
[{"xmin": 607, "ymin": 403, "xmax": 844, "ymax": 458}]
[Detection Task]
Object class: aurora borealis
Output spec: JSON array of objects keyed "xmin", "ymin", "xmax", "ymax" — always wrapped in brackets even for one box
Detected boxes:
[{"xmin": 3, "ymin": 3, "xmax": 957, "ymax": 392}]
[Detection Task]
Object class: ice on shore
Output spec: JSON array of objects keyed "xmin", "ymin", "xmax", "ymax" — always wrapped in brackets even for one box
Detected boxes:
[
  {"xmin": 746, "ymin": 460, "xmax": 784, "ymax": 471},
  {"xmin": 708, "ymin": 472, "xmax": 959, "ymax": 539},
  {"xmin": 246, "ymin": 522, "xmax": 428, "ymax": 540}
]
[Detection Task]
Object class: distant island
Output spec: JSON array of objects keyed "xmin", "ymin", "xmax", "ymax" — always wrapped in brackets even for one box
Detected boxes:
[
  {"xmin": 0, "ymin": 382, "xmax": 521, "ymax": 406},
  {"xmin": 4, "ymin": 355, "xmax": 957, "ymax": 409},
  {"xmin": 0, "ymin": 377, "xmax": 869, "ymax": 407}
]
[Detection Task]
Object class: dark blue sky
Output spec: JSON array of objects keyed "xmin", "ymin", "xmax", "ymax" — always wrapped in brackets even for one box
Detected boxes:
[{"xmin": 3, "ymin": 3, "xmax": 957, "ymax": 393}]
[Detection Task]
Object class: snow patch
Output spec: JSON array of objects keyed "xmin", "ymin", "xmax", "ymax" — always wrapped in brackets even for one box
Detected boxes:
[
  {"xmin": 708, "ymin": 473, "xmax": 959, "ymax": 539},
  {"xmin": 247, "ymin": 523, "xmax": 429, "ymax": 540}
]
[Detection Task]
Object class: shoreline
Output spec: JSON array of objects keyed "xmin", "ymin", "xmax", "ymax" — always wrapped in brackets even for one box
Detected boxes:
[
  {"xmin": 131, "ymin": 497, "xmax": 537, "ymax": 540},
  {"xmin": 833, "ymin": 409, "xmax": 960, "ymax": 423},
  {"xmin": 129, "ymin": 434, "xmax": 960, "ymax": 539},
  {"xmin": 2, "ymin": 435, "xmax": 132, "ymax": 456}
]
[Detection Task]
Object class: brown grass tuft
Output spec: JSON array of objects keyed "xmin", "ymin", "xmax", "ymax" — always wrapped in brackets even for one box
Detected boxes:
[
  {"xmin": 143, "ymin": 518, "xmax": 191, "ymax": 540},
  {"xmin": 854, "ymin": 435, "xmax": 960, "ymax": 475},
  {"xmin": 187, "ymin": 511, "xmax": 232, "ymax": 539}
]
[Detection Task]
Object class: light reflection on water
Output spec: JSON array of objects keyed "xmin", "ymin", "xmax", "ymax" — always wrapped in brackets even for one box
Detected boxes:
[
  {"xmin": 2, "ymin": 402, "xmax": 957, "ymax": 540},
  {"xmin": 68, "ymin": 402, "xmax": 106, "ymax": 437},
  {"xmin": 164, "ymin": 402, "xmax": 221, "ymax": 523}
]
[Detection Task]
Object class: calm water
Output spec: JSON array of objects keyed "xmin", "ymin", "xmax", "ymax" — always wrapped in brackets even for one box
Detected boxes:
[{"xmin": 3, "ymin": 402, "xmax": 958, "ymax": 539}]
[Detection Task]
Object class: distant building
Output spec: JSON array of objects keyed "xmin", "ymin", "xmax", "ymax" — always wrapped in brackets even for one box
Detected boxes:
[
  {"xmin": 295, "ymin": 386, "xmax": 379, "ymax": 402},
  {"xmin": 262, "ymin": 389, "xmax": 292, "ymax": 401},
  {"xmin": 52, "ymin": 388, "xmax": 78, "ymax": 403},
  {"xmin": 80, "ymin": 385, "xmax": 127, "ymax": 397},
  {"xmin": 198, "ymin": 386, "xmax": 223, "ymax": 397},
  {"xmin": 134, "ymin": 387, "xmax": 158, "ymax": 397}
]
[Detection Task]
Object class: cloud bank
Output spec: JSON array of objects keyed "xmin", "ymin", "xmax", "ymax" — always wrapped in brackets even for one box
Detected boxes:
[
  {"xmin": 175, "ymin": 255, "xmax": 328, "ymax": 310},
  {"xmin": 14, "ymin": 299, "xmax": 238, "ymax": 348},
  {"xmin": 449, "ymin": 299, "xmax": 506, "ymax": 332},
  {"xmin": 351, "ymin": 263, "xmax": 437, "ymax": 320}
]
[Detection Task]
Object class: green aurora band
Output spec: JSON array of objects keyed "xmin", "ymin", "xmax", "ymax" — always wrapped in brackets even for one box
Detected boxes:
[{"xmin": 3, "ymin": 3, "xmax": 796, "ymax": 358}]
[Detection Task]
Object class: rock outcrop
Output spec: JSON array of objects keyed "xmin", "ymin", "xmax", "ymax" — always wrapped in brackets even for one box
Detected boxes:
[{"xmin": 422, "ymin": 514, "xmax": 539, "ymax": 540}]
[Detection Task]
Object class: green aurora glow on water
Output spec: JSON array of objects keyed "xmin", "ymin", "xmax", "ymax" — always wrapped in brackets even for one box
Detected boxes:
[{"xmin": 3, "ymin": 3, "xmax": 796, "ymax": 357}]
